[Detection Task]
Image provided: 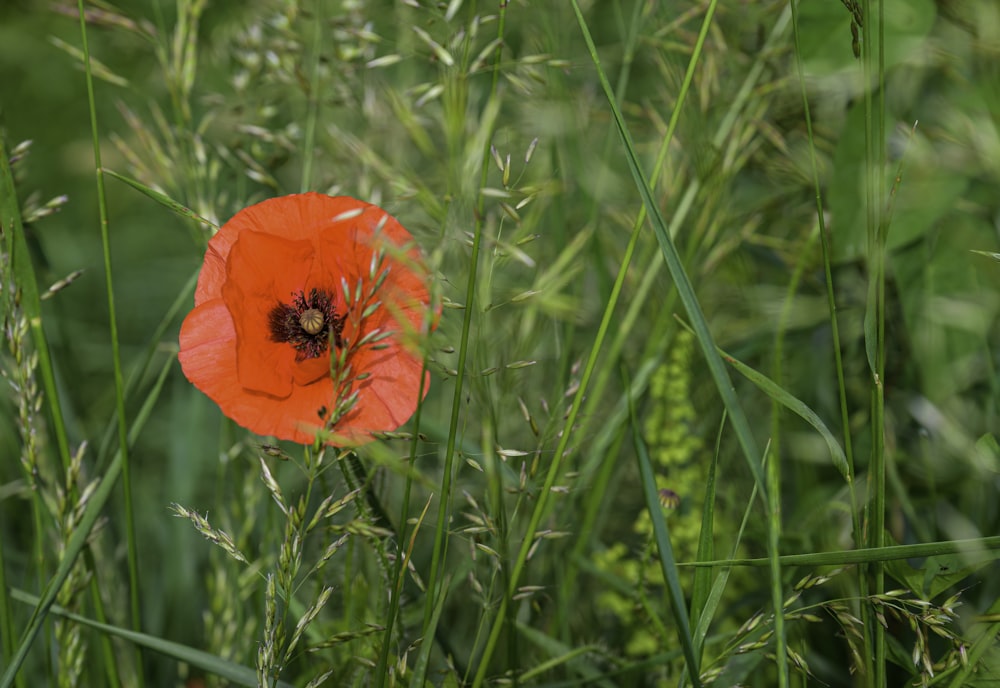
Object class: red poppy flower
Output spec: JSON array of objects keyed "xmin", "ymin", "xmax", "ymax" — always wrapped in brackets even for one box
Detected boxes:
[{"xmin": 178, "ymin": 192, "xmax": 434, "ymax": 446}]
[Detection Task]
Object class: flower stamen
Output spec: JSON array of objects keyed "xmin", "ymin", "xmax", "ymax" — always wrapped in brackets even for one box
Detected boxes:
[{"xmin": 268, "ymin": 288, "xmax": 344, "ymax": 360}]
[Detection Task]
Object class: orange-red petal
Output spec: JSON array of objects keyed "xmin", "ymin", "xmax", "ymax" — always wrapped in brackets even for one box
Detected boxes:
[{"xmin": 222, "ymin": 229, "xmax": 316, "ymax": 396}]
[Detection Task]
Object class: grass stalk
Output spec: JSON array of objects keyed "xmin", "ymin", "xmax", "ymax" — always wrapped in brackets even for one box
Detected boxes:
[
  {"xmin": 628, "ymin": 378, "xmax": 702, "ymax": 685},
  {"xmin": 469, "ymin": 107, "xmax": 653, "ymax": 688},
  {"xmin": 0, "ymin": 348, "xmax": 173, "ymax": 688},
  {"xmin": 0, "ymin": 97, "xmax": 72, "ymax": 477},
  {"xmin": 0, "ymin": 134, "xmax": 44, "ymax": 688},
  {"xmin": 570, "ymin": 2, "xmax": 792, "ymax": 686},
  {"xmin": 300, "ymin": 0, "xmax": 324, "ymax": 192},
  {"xmin": 555, "ymin": 0, "xmax": 644, "ymax": 648},
  {"xmin": 2, "ymin": 118, "xmax": 93, "ymax": 688},
  {"xmin": 422, "ymin": 4, "xmax": 509, "ymax": 683},
  {"xmin": 468, "ymin": 33, "xmax": 659, "ymax": 688},
  {"xmin": 789, "ymin": 0, "xmax": 876, "ymax": 681},
  {"xmin": 373, "ymin": 359, "xmax": 430, "ymax": 685},
  {"xmin": 75, "ymin": 3, "xmax": 144, "ymax": 683},
  {"xmin": 679, "ymin": 536, "xmax": 1000, "ymax": 568},
  {"xmin": 859, "ymin": 0, "xmax": 888, "ymax": 684}
]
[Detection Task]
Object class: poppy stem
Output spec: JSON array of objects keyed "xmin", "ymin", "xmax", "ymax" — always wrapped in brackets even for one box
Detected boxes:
[
  {"xmin": 343, "ymin": 452, "xmax": 394, "ymax": 534},
  {"xmin": 341, "ymin": 452, "xmax": 468, "ymax": 676}
]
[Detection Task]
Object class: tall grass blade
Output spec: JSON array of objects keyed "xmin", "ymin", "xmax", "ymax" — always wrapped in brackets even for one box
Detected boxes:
[
  {"xmin": 568, "ymin": 0, "xmax": 766, "ymax": 521},
  {"xmin": 859, "ymin": 0, "xmax": 889, "ymax": 683},
  {"xmin": 628, "ymin": 380, "xmax": 702, "ymax": 685},
  {"xmin": 0, "ymin": 352, "xmax": 174, "ymax": 687},
  {"xmin": 689, "ymin": 414, "xmax": 726, "ymax": 653},
  {"xmin": 104, "ymin": 169, "xmax": 217, "ymax": 229},
  {"xmin": 409, "ymin": 572, "xmax": 452, "ymax": 688},
  {"xmin": 715, "ymin": 342, "xmax": 848, "ymax": 479},
  {"xmin": 8, "ymin": 589, "xmax": 289, "ymax": 688},
  {"xmin": 0, "ymin": 120, "xmax": 72, "ymax": 474},
  {"xmin": 76, "ymin": 1, "xmax": 146, "ymax": 680},
  {"xmin": 682, "ymin": 536, "xmax": 1000, "ymax": 569},
  {"xmin": 570, "ymin": 2, "xmax": 789, "ymax": 682}
]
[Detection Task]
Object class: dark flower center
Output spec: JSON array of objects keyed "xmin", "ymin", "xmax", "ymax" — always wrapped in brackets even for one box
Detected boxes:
[{"xmin": 268, "ymin": 288, "xmax": 344, "ymax": 361}]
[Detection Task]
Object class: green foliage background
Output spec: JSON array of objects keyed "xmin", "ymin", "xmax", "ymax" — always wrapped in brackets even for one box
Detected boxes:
[{"xmin": 2, "ymin": 0, "xmax": 1000, "ymax": 686}]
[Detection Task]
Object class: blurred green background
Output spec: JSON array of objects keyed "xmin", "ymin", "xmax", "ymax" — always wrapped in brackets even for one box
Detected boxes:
[{"xmin": 3, "ymin": 0, "xmax": 1000, "ymax": 684}]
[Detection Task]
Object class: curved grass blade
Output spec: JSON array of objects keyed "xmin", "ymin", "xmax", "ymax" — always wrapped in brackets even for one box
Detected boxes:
[
  {"xmin": 515, "ymin": 623, "xmax": 610, "ymax": 686},
  {"xmin": 569, "ymin": 0, "xmax": 765, "ymax": 511},
  {"xmin": 408, "ymin": 572, "xmax": 452, "ymax": 688},
  {"xmin": 720, "ymin": 343, "xmax": 847, "ymax": 479},
  {"xmin": 0, "ymin": 353, "xmax": 174, "ymax": 688},
  {"xmin": 103, "ymin": 168, "xmax": 217, "ymax": 229},
  {"xmin": 8, "ymin": 589, "xmax": 289, "ymax": 688},
  {"xmin": 681, "ymin": 536, "xmax": 1000, "ymax": 568},
  {"xmin": 670, "ymin": 318, "xmax": 851, "ymax": 546},
  {"xmin": 628, "ymin": 377, "xmax": 702, "ymax": 686},
  {"xmin": 570, "ymin": 1, "xmax": 790, "ymax": 682}
]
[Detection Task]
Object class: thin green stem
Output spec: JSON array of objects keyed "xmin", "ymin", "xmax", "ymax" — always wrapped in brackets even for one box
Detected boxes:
[
  {"xmin": 0, "ymin": 522, "xmax": 24, "ymax": 688},
  {"xmin": 423, "ymin": 3, "xmax": 508, "ymax": 680},
  {"xmin": 374, "ymin": 360, "xmax": 430, "ymax": 687},
  {"xmin": 766, "ymin": 225, "xmax": 821, "ymax": 685},
  {"xmin": 569, "ymin": 1, "xmax": 796, "ymax": 684},
  {"xmin": 561, "ymin": 2, "xmax": 645, "ymax": 605},
  {"xmin": 0, "ymin": 133, "xmax": 47, "ymax": 688},
  {"xmin": 680, "ymin": 535, "xmax": 1000, "ymax": 568},
  {"xmin": 0, "ymin": 350, "xmax": 173, "ymax": 688},
  {"xmin": 300, "ymin": 0, "xmax": 324, "ymax": 192},
  {"xmin": 76, "ymin": 3, "xmax": 144, "ymax": 684},
  {"xmin": 470, "ymin": 139, "xmax": 650, "ymax": 687},
  {"xmin": 788, "ymin": 0, "xmax": 863, "ymax": 574},
  {"xmin": 860, "ymin": 0, "xmax": 888, "ymax": 685},
  {"xmin": 788, "ymin": 0, "xmax": 871, "ymax": 681},
  {"xmin": 475, "ymin": 3, "xmax": 741, "ymax": 681}
]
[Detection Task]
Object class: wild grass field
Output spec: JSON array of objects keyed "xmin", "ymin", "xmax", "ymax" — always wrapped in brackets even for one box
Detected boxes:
[{"xmin": 2, "ymin": 0, "xmax": 1000, "ymax": 686}]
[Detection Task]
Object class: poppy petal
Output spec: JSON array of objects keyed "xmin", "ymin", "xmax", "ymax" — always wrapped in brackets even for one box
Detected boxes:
[
  {"xmin": 223, "ymin": 229, "xmax": 316, "ymax": 397},
  {"xmin": 353, "ymin": 348, "xmax": 429, "ymax": 428},
  {"xmin": 242, "ymin": 377, "xmax": 336, "ymax": 444},
  {"xmin": 193, "ymin": 242, "xmax": 228, "ymax": 304},
  {"xmin": 178, "ymin": 298, "xmax": 240, "ymax": 404},
  {"xmin": 292, "ymin": 354, "xmax": 332, "ymax": 386}
]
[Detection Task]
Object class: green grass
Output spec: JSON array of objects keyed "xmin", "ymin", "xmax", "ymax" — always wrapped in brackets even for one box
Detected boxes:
[{"xmin": 2, "ymin": 0, "xmax": 1000, "ymax": 686}]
